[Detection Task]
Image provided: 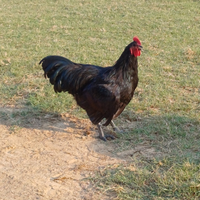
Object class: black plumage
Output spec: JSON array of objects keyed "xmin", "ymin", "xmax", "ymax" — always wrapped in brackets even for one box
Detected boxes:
[{"xmin": 40, "ymin": 36, "xmax": 142, "ymax": 141}]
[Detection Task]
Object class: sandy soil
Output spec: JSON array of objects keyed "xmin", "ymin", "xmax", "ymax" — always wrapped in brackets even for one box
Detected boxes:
[
  {"xmin": 0, "ymin": 107, "xmax": 124, "ymax": 200},
  {"xmin": 0, "ymin": 108, "xmax": 158, "ymax": 200}
]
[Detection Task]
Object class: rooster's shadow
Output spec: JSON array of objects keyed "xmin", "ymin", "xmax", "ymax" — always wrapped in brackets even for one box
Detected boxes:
[{"xmin": 0, "ymin": 106, "xmax": 94, "ymax": 136}]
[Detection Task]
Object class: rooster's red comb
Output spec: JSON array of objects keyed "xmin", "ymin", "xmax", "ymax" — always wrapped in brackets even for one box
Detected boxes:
[{"xmin": 133, "ymin": 36, "xmax": 141, "ymax": 46}]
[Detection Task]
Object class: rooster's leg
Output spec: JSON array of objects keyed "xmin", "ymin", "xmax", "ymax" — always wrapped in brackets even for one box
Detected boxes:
[
  {"xmin": 110, "ymin": 120, "xmax": 121, "ymax": 133},
  {"xmin": 97, "ymin": 123, "xmax": 115, "ymax": 141}
]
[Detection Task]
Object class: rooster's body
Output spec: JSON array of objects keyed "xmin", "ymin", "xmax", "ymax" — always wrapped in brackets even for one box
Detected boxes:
[{"xmin": 40, "ymin": 36, "xmax": 142, "ymax": 141}]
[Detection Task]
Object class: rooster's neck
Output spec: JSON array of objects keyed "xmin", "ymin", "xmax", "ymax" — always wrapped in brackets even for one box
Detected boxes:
[{"xmin": 114, "ymin": 48, "xmax": 138, "ymax": 77}]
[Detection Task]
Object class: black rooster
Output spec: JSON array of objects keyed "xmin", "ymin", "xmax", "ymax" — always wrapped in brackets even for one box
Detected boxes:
[{"xmin": 40, "ymin": 36, "xmax": 142, "ymax": 141}]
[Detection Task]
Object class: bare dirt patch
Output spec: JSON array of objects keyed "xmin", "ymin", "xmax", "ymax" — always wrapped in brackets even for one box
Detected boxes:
[{"xmin": 0, "ymin": 107, "xmax": 160, "ymax": 200}]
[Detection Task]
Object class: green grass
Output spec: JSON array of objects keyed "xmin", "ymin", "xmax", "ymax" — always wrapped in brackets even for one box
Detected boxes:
[
  {"xmin": 0, "ymin": 0, "xmax": 200, "ymax": 199},
  {"xmin": 92, "ymin": 159, "xmax": 200, "ymax": 199}
]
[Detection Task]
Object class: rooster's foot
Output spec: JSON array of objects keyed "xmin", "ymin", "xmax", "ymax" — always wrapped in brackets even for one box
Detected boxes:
[
  {"xmin": 99, "ymin": 134, "xmax": 115, "ymax": 142},
  {"xmin": 110, "ymin": 120, "xmax": 122, "ymax": 133},
  {"xmin": 97, "ymin": 123, "xmax": 115, "ymax": 142}
]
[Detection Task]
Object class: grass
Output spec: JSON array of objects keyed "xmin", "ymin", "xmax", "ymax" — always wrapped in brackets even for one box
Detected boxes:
[
  {"xmin": 92, "ymin": 159, "xmax": 200, "ymax": 199},
  {"xmin": 0, "ymin": 0, "xmax": 200, "ymax": 199}
]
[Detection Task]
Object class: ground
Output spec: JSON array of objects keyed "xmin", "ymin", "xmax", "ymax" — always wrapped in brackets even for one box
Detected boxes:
[{"xmin": 0, "ymin": 107, "xmax": 161, "ymax": 200}]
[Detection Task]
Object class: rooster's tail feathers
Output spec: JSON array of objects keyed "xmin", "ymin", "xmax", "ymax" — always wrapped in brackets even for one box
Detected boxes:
[{"xmin": 40, "ymin": 55, "xmax": 99, "ymax": 94}]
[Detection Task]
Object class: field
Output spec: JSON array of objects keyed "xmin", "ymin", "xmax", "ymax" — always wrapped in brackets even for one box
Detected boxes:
[{"xmin": 0, "ymin": 0, "xmax": 200, "ymax": 199}]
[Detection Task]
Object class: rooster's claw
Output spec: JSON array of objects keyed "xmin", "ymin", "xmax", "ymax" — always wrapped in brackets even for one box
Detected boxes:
[{"xmin": 99, "ymin": 134, "xmax": 115, "ymax": 142}]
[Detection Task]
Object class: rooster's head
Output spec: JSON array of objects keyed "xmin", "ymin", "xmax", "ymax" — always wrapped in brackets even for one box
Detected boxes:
[{"xmin": 130, "ymin": 36, "xmax": 142, "ymax": 57}]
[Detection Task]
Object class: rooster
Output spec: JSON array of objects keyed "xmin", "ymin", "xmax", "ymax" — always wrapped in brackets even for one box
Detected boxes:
[{"xmin": 40, "ymin": 36, "xmax": 142, "ymax": 141}]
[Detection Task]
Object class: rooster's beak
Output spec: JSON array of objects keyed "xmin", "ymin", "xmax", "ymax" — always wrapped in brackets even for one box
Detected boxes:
[{"xmin": 138, "ymin": 45, "xmax": 143, "ymax": 50}]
